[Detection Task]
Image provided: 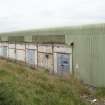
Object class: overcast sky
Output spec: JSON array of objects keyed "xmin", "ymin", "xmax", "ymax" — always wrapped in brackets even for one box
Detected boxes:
[{"xmin": 0, "ymin": 0, "xmax": 105, "ymax": 32}]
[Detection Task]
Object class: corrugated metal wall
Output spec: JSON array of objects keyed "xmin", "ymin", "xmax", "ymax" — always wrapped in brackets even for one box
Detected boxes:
[{"xmin": 65, "ymin": 30, "xmax": 105, "ymax": 86}]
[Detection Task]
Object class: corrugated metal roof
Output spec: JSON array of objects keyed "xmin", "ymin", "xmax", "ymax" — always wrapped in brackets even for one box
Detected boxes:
[
  {"xmin": 0, "ymin": 23, "xmax": 105, "ymax": 36},
  {"xmin": 32, "ymin": 35, "xmax": 65, "ymax": 43},
  {"xmin": 8, "ymin": 36, "xmax": 24, "ymax": 42}
]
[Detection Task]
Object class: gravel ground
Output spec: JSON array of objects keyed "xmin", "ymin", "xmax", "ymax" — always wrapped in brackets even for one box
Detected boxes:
[{"xmin": 80, "ymin": 84, "xmax": 105, "ymax": 105}]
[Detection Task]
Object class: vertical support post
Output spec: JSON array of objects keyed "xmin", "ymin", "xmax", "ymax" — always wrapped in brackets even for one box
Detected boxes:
[
  {"xmin": 0, "ymin": 40, "xmax": 1, "ymax": 58},
  {"xmin": 6, "ymin": 41, "xmax": 9, "ymax": 62},
  {"xmin": 36, "ymin": 43, "xmax": 38, "ymax": 68},
  {"xmin": 25, "ymin": 42, "xmax": 26, "ymax": 64},
  {"xmin": 34, "ymin": 42, "xmax": 36, "ymax": 69},
  {"xmin": 15, "ymin": 41, "xmax": 16, "ymax": 63},
  {"xmin": 0, "ymin": 40, "xmax": 2, "ymax": 58},
  {"xmin": 52, "ymin": 43, "xmax": 54, "ymax": 74},
  {"xmin": 8, "ymin": 41, "xmax": 9, "ymax": 60},
  {"xmin": 70, "ymin": 42, "xmax": 74, "ymax": 75},
  {"xmin": 1, "ymin": 40, "xmax": 2, "ymax": 57}
]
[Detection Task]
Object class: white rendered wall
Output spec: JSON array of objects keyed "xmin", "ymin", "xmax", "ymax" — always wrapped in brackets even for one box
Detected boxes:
[
  {"xmin": 0, "ymin": 43, "xmax": 2, "ymax": 56},
  {"xmin": 16, "ymin": 50, "xmax": 25, "ymax": 61},
  {"xmin": 26, "ymin": 43, "xmax": 37, "ymax": 49},
  {"xmin": 38, "ymin": 53, "xmax": 53, "ymax": 70},
  {"xmin": 2, "ymin": 42, "xmax": 8, "ymax": 58},
  {"xmin": 54, "ymin": 44, "xmax": 72, "ymax": 53},
  {"xmin": 0, "ymin": 42, "xmax": 72, "ymax": 74},
  {"xmin": 16, "ymin": 44, "xmax": 25, "ymax": 62},
  {"xmin": 38, "ymin": 44, "xmax": 53, "ymax": 71},
  {"xmin": 8, "ymin": 44, "xmax": 16, "ymax": 59},
  {"xmin": 38, "ymin": 44, "xmax": 52, "ymax": 53}
]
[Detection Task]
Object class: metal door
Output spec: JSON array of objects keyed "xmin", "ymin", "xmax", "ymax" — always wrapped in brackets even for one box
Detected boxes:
[
  {"xmin": 3, "ymin": 46, "xmax": 8, "ymax": 57},
  {"xmin": 26, "ymin": 49, "xmax": 35, "ymax": 66},
  {"xmin": 57, "ymin": 53, "xmax": 70, "ymax": 75}
]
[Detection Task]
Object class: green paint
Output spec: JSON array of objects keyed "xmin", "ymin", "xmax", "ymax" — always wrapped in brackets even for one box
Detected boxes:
[
  {"xmin": 0, "ymin": 23, "xmax": 105, "ymax": 86},
  {"xmin": 65, "ymin": 24, "xmax": 105, "ymax": 87},
  {"xmin": 1, "ymin": 36, "xmax": 8, "ymax": 41},
  {"xmin": 8, "ymin": 36, "xmax": 24, "ymax": 42},
  {"xmin": 32, "ymin": 35, "xmax": 65, "ymax": 43}
]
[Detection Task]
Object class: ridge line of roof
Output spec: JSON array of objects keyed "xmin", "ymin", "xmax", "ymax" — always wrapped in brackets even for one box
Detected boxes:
[{"xmin": 0, "ymin": 23, "xmax": 105, "ymax": 35}]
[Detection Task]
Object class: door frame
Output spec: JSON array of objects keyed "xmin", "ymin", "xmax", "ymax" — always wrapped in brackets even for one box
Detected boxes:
[{"xmin": 54, "ymin": 52, "xmax": 72, "ymax": 74}]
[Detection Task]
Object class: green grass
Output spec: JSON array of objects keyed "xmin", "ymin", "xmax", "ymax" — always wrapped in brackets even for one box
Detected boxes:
[
  {"xmin": 0, "ymin": 59, "xmax": 88, "ymax": 105},
  {"xmin": 95, "ymin": 87, "xmax": 105, "ymax": 98}
]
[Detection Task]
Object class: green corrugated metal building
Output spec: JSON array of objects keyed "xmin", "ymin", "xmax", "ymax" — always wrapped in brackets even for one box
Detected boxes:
[{"xmin": 0, "ymin": 23, "xmax": 105, "ymax": 86}]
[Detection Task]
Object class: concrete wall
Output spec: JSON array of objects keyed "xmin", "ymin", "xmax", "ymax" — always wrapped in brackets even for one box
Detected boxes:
[
  {"xmin": 38, "ymin": 53, "xmax": 53, "ymax": 71},
  {"xmin": 38, "ymin": 44, "xmax": 53, "ymax": 71},
  {"xmin": 0, "ymin": 43, "xmax": 2, "ymax": 56},
  {"xmin": 16, "ymin": 44, "xmax": 25, "ymax": 62},
  {"xmin": 1, "ymin": 42, "xmax": 8, "ymax": 58},
  {"xmin": 0, "ymin": 42, "xmax": 72, "ymax": 74},
  {"xmin": 8, "ymin": 43, "xmax": 16, "ymax": 59}
]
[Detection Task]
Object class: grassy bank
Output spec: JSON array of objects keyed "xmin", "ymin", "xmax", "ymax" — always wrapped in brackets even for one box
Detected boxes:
[{"xmin": 0, "ymin": 59, "xmax": 88, "ymax": 105}]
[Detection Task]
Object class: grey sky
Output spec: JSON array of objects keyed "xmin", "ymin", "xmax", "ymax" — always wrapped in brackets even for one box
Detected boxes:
[{"xmin": 0, "ymin": 0, "xmax": 105, "ymax": 32}]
